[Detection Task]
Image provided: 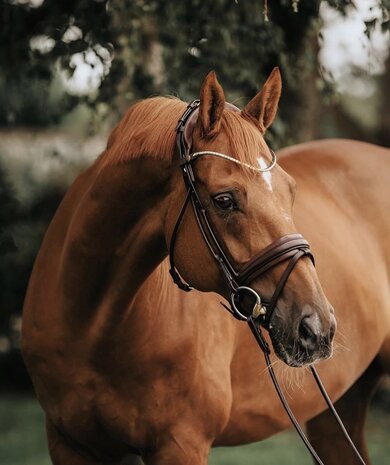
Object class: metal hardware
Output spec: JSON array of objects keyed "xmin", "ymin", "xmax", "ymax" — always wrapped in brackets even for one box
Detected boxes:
[
  {"xmin": 168, "ymin": 99, "xmax": 367, "ymax": 465},
  {"xmin": 231, "ymin": 286, "xmax": 266, "ymax": 321}
]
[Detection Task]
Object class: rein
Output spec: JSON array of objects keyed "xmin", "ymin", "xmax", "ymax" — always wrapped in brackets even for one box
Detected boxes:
[{"xmin": 169, "ymin": 100, "xmax": 366, "ymax": 465}]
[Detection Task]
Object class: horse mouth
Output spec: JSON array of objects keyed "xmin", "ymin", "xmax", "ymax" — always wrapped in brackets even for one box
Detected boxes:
[{"xmin": 269, "ymin": 331, "xmax": 333, "ymax": 368}]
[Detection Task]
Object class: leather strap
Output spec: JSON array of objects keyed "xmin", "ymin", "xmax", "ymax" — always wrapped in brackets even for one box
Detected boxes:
[
  {"xmin": 238, "ymin": 234, "xmax": 313, "ymax": 283},
  {"xmin": 169, "ymin": 100, "xmax": 367, "ymax": 465},
  {"xmin": 235, "ymin": 234, "xmax": 314, "ymax": 327},
  {"xmin": 248, "ymin": 317, "xmax": 367, "ymax": 465},
  {"xmin": 170, "ymin": 101, "xmax": 314, "ymax": 327},
  {"xmin": 248, "ymin": 316, "xmax": 326, "ymax": 465},
  {"xmin": 168, "ymin": 189, "xmax": 193, "ymax": 292}
]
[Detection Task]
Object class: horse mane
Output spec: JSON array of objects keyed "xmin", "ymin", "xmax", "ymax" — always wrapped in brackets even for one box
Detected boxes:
[
  {"xmin": 98, "ymin": 96, "xmax": 269, "ymax": 169},
  {"xmin": 99, "ymin": 97, "xmax": 186, "ymax": 168}
]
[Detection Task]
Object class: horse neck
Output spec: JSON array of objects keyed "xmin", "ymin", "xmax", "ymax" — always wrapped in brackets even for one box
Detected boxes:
[{"xmin": 60, "ymin": 157, "xmax": 172, "ymax": 318}]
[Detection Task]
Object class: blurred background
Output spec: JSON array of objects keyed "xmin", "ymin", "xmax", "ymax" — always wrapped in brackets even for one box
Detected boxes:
[{"xmin": 0, "ymin": 0, "xmax": 389, "ymax": 464}]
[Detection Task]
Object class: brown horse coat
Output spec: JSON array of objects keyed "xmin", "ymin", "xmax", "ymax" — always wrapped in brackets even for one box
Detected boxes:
[{"xmin": 22, "ymin": 76, "xmax": 390, "ymax": 465}]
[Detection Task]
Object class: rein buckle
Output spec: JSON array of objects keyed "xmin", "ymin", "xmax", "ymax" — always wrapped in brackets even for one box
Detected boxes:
[{"xmin": 252, "ymin": 301, "xmax": 267, "ymax": 319}]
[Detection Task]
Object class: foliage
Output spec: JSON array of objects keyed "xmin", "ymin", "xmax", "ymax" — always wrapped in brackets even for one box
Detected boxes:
[
  {"xmin": 0, "ymin": 148, "xmax": 65, "ymax": 373},
  {"xmin": 364, "ymin": 0, "xmax": 390, "ymax": 37},
  {"xmin": 0, "ymin": 74, "xmax": 75, "ymax": 126},
  {"xmin": 0, "ymin": 0, "xmax": 389, "ymax": 385},
  {"xmin": 0, "ymin": 165, "xmax": 19, "ymax": 256},
  {"xmin": 1, "ymin": 1, "xmax": 388, "ymax": 135},
  {"xmin": 0, "ymin": 1, "xmax": 355, "ymax": 118}
]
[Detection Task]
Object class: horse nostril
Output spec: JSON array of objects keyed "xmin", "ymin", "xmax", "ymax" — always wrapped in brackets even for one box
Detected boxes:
[
  {"xmin": 328, "ymin": 315, "xmax": 337, "ymax": 343},
  {"xmin": 298, "ymin": 315, "xmax": 319, "ymax": 350}
]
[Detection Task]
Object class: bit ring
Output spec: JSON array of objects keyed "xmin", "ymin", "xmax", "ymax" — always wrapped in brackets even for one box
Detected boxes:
[{"xmin": 231, "ymin": 286, "xmax": 267, "ymax": 321}]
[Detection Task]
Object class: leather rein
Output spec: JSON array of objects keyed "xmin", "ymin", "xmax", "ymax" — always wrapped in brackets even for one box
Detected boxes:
[{"xmin": 168, "ymin": 100, "xmax": 366, "ymax": 465}]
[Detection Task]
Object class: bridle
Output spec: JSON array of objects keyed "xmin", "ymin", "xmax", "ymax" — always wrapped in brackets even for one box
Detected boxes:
[
  {"xmin": 169, "ymin": 99, "xmax": 313, "ymax": 327},
  {"xmin": 168, "ymin": 100, "xmax": 366, "ymax": 465}
]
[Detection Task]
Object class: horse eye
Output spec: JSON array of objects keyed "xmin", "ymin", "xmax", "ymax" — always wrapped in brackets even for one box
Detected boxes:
[{"xmin": 213, "ymin": 193, "xmax": 236, "ymax": 211}]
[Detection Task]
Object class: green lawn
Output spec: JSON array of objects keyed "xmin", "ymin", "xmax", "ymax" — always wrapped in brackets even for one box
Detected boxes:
[
  {"xmin": 0, "ymin": 395, "xmax": 388, "ymax": 465},
  {"xmin": 0, "ymin": 395, "xmax": 51, "ymax": 465}
]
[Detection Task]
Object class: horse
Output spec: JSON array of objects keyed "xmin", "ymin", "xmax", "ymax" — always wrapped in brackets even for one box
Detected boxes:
[{"xmin": 21, "ymin": 69, "xmax": 390, "ymax": 465}]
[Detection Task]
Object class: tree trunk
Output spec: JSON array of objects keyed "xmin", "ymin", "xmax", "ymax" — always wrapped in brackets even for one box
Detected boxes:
[
  {"xmin": 377, "ymin": 52, "xmax": 390, "ymax": 147},
  {"xmin": 271, "ymin": 2, "xmax": 323, "ymax": 144}
]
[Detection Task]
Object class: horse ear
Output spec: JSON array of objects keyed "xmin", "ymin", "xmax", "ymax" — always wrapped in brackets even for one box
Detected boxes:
[
  {"xmin": 243, "ymin": 67, "xmax": 282, "ymax": 133},
  {"xmin": 199, "ymin": 71, "xmax": 225, "ymax": 137}
]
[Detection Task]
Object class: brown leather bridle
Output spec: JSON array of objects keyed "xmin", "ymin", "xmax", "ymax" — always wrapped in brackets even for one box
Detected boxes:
[
  {"xmin": 168, "ymin": 100, "xmax": 366, "ymax": 465},
  {"xmin": 169, "ymin": 99, "xmax": 314, "ymax": 327}
]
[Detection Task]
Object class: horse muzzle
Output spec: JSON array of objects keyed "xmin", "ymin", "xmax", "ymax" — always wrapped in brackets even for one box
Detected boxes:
[{"xmin": 268, "ymin": 302, "xmax": 337, "ymax": 367}]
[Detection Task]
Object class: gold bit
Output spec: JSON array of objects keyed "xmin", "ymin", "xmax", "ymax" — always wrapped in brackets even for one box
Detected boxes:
[{"xmin": 252, "ymin": 302, "xmax": 267, "ymax": 319}]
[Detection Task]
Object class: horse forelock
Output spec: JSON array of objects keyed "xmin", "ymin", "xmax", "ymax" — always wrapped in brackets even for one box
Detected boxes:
[
  {"xmin": 220, "ymin": 110, "xmax": 271, "ymax": 173},
  {"xmin": 98, "ymin": 96, "xmax": 269, "ymax": 172}
]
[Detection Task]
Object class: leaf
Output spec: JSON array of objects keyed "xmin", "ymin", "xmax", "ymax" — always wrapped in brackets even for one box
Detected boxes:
[
  {"xmin": 0, "ymin": 234, "xmax": 18, "ymax": 256},
  {"xmin": 364, "ymin": 19, "xmax": 377, "ymax": 39}
]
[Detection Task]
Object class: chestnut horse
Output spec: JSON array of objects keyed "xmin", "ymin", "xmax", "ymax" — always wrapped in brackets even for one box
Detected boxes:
[{"xmin": 22, "ymin": 70, "xmax": 389, "ymax": 465}]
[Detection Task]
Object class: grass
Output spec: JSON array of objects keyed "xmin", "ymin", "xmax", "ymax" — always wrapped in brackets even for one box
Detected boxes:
[
  {"xmin": 0, "ymin": 395, "xmax": 51, "ymax": 465},
  {"xmin": 210, "ymin": 412, "xmax": 390, "ymax": 465},
  {"xmin": 0, "ymin": 395, "xmax": 388, "ymax": 465}
]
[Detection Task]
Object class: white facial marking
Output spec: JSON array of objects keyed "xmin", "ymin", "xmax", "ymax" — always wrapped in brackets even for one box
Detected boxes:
[{"xmin": 258, "ymin": 157, "xmax": 273, "ymax": 192}]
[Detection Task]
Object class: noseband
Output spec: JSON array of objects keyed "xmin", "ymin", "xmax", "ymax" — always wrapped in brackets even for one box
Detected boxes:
[{"xmin": 169, "ymin": 100, "xmax": 314, "ymax": 327}]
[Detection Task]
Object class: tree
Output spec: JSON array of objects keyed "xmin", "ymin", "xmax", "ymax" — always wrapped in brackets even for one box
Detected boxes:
[
  {"xmin": 377, "ymin": 51, "xmax": 390, "ymax": 146},
  {"xmin": 3, "ymin": 0, "xmax": 388, "ymax": 141},
  {"xmin": 0, "ymin": 0, "xmax": 388, "ymax": 390}
]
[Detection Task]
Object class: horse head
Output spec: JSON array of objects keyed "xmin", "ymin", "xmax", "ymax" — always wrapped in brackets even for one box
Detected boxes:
[{"xmin": 165, "ymin": 69, "xmax": 336, "ymax": 367}]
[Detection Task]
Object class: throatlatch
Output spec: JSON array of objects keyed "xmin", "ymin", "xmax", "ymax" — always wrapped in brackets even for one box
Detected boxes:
[{"xmin": 169, "ymin": 100, "xmax": 367, "ymax": 465}]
